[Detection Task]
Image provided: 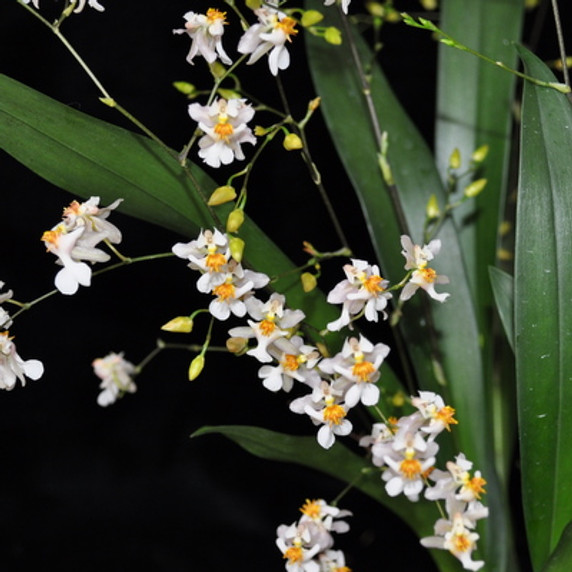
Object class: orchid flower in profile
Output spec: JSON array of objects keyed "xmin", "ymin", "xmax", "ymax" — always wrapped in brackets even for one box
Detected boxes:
[
  {"xmin": 237, "ymin": 3, "xmax": 298, "ymax": 76},
  {"xmin": 0, "ymin": 331, "xmax": 44, "ymax": 390},
  {"xmin": 399, "ymin": 234, "xmax": 450, "ymax": 303},
  {"xmin": 173, "ymin": 9, "xmax": 232, "ymax": 66}
]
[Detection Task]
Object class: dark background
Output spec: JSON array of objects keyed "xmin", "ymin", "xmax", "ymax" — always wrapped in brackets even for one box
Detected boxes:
[{"xmin": 0, "ymin": 1, "xmax": 568, "ymax": 570}]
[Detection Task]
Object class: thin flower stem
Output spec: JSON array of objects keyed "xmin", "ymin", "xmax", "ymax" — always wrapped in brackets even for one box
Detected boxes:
[
  {"xmin": 338, "ymin": 8, "xmax": 411, "ymax": 240},
  {"xmin": 330, "ymin": 469, "xmax": 370, "ymax": 507},
  {"xmin": 274, "ymin": 76, "xmax": 351, "ymax": 252},
  {"xmin": 9, "ymin": 252, "xmax": 175, "ymax": 320},
  {"xmin": 550, "ymin": 0, "xmax": 571, "ymax": 94}
]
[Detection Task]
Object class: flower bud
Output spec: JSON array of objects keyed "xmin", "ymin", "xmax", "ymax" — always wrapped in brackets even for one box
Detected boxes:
[
  {"xmin": 449, "ymin": 148, "xmax": 461, "ymax": 170},
  {"xmin": 254, "ymin": 125, "xmax": 270, "ymax": 136},
  {"xmin": 471, "ymin": 144, "xmax": 489, "ymax": 163},
  {"xmin": 226, "ymin": 337, "xmax": 248, "ymax": 354},
  {"xmin": 245, "ymin": 0, "xmax": 262, "ymax": 9},
  {"xmin": 301, "ymin": 10, "xmax": 324, "ymax": 27},
  {"xmin": 301, "ymin": 272, "xmax": 317, "ymax": 292},
  {"xmin": 173, "ymin": 81, "xmax": 196, "ymax": 97},
  {"xmin": 188, "ymin": 355, "xmax": 205, "ymax": 381},
  {"xmin": 226, "ymin": 209, "xmax": 245, "ymax": 233},
  {"xmin": 229, "ymin": 236, "xmax": 245, "ymax": 263},
  {"xmin": 209, "ymin": 61, "xmax": 226, "ymax": 79},
  {"xmin": 365, "ymin": 2, "xmax": 385, "ymax": 17},
  {"xmin": 308, "ymin": 97, "xmax": 321, "ymax": 112},
  {"xmin": 464, "ymin": 178, "xmax": 487, "ymax": 198},
  {"xmin": 217, "ymin": 88, "xmax": 243, "ymax": 100},
  {"xmin": 99, "ymin": 97, "xmax": 116, "ymax": 108},
  {"xmin": 161, "ymin": 316, "xmax": 193, "ymax": 333},
  {"xmin": 324, "ymin": 27, "xmax": 342, "ymax": 45},
  {"xmin": 208, "ymin": 185, "xmax": 237, "ymax": 206},
  {"xmin": 420, "ymin": 0, "xmax": 438, "ymax": 9},
  {"xmin": 426, "ymin": 194, "xmax": 440, "ymax": 220},
  {"xmin": 283, "ymin": 133, "xmax": 303, "ymax": 151}
]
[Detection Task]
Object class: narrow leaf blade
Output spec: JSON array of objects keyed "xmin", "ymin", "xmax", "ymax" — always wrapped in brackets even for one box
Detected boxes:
[{"xmin": 514, "ymin": 45, "xmax": 572, "ymax": 571}]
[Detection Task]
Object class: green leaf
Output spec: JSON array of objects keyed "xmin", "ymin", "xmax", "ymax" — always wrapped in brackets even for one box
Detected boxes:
[
  {"xmin": 542, "ymin": 522, "xmax": 572, "ymax": 572},
  {"xmin": 514, "ymin": 45, "xmax": 572, "ymax": 572},
  {"xmin": 435, "ymin": 0, "xmax": 523, "ymax": 318},
  {"xmin": 193, "ymin": 425, "xmax": 459, "ymax": 572},
  {"xmin": 0, "ymin": 73, "xmax": 337, "ymax": 332},
  {"xmin": 488, "ymin": 267, "xmax": 514, "ymax": 351}
]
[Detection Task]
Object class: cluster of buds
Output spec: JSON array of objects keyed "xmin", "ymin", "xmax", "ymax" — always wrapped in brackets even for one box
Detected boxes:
[
  {"xmin": 276, "ymin": 498, "xmax": 352, "ymax": 572},
  {"xmin": 42, "ymin": 196, "xmax": 123, "ymax": 295},
  {"xmin": 0, "ymin": 282, "xmax": 44, "ymax": 391}
]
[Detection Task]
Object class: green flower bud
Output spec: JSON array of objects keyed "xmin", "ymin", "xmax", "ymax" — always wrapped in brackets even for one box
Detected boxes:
[
  {"xmin": 208, "ymin": 185, "xmax": 237, "ymax": 206},
  {"xmin": 173, "ymin": 82, "xmax": 196, "ymax": 97},
  {"xmin": 324, "ymin": 27, "xmax": 342, "ymax": 45},
  {"xmin": 217, "ymin": 88, "xmax": 243, "ymax": 100},
  {"xmin": 283, "ymin": 133, "xmax": 303, "ymax": 151},
  {"xmin": 449, "ymin": 148, "xmax": 461, "ymax": 170},
  {"xmin": 301, "ymin": 272, "xmax": 317, "ymax": 292},
  {"xmin": 229, "ymin": 236, "xmax": 245, "ymax": 263},
  {"xmin": 471, "ymin": 144, "xmax": 489, "ymax": 163},
  {"xmin": 301, "ymin": 10, "xmax": 324, "ymax": 27},
  {"xmin": 161, "ymin": 316, "xmax": 193, "ymax": 333},
  {"xmin": 464, "ymin": 178, "xmax": 487, "ymax": 198},
  {"xmin": 188, "ymin": 355, "xmax": 205, "ymax": 381},
  {"xmin": 226, "ymin": 337, "xmax": 248, "ymax": 354},
  {"xmin": 426, "ymin": 194, "xmax": 440, "ymax": 220},
  {"xmin": 226, "ymin": 209, "xmax": 245, "ymax": 233}
]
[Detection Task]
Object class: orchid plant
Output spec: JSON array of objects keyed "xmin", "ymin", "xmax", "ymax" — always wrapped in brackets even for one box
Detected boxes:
[{"xmin": 2, "ymin": 0, "xmax": 572, "ymax": 571}]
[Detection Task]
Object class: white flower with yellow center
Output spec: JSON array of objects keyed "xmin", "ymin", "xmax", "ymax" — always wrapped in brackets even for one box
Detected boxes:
[
  {"xmin": 326, "ymin": 258, "xmax": 392, "ymax": 331},
  {"xmin": 188, "ymin": 98, "xmax": 256, "ymax": 168},
  {"xmin": 0, "ymin": 331, "xmax": 44, "ymax": 390},
  {"xmin": 319, "ymin": 335, "xmax": 390, "ymax": 408},
  {"xmin": 421, "ymin": 511, "xmax": 485, "ymax": 571},
  {"xmin": 237, "ymin": 4, "xmax": 299, "ymax": 76},
  {"xmin": 400, "ymin": 234, "xmax": 450, "ymax": 303},
  {"xmin": 276, "ymin": 522, "xmax": 321, "ymax": 572},
  {"xmin": 173, "ymin": 9, "xmax": 232, "ymax": 66}
]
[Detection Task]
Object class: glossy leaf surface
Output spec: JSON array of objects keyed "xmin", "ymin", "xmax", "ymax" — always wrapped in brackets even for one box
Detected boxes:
[{"xmin": 515, "ymin": 46, "xmax": 572, "ymax": 571}]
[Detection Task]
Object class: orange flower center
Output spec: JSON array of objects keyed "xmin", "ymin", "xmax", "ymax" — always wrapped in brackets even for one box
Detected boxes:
[
  {"xmin": 324, "ymin": 404, "xmax": 346, "ymax": 425},
  {"xmin": 259, "ymin": 317, "xmax": 276, "ymax": 336},
  {"xmin": 212, "ymin": 282, "xmax": 235, "ymax": 301},
  {"xmin": 362, "ymin": 274, "xmax": 384, "ymax": 295},
  {"xmin": 420, "ymin": 267, "xmax": 437, "ymax": 283},
  {"xmin": 352, "ymin": 357, "xmax": 375, "ymax": 382},
  {"xmin": 205, "ymin": 252, "xmax": 226, "ymax": 272},
  {"xmin": 281, "ymin": 354, "xmax": 299, "ymax": 371},
  {"xmin": 467, "ymin": 476, "xmax": 487, "ymax": 499},
  {"xmin": 276, "ymin": 17, "xmax": 298, "ymax": 40},
  {"xmin": 436, "ymin": 405, "xmax": 458, "ymax": 430},
  {"xmin": 300, "ymin": 499, "xmax": 321, "ymax": 519},
  {"xmin": 283, "ymin": 546, "xmax": 303, "ymax": 563},
  {"xmin": 453, "ymin": 533, "xmax": 472, "ymax": 553},
  {"xmin": 214, "ymin": 121, "xmax": 234, "ymax": 140},
  {"xmin": 400, "ymin": 458, "xmax": 422, "ymax": 479},
  {"xmin": 207, "ymin": 8, "xmax": 226, "ymax": 23}
]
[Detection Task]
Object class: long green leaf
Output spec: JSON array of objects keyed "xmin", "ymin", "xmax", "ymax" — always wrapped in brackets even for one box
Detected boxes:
[
  {"xmin": 514, "ymin": 46, "xmax": 572, "ymax": 572},
  {"xmin": 193, "ymin": 424, "xmax": 459, "ymax": 572},
  {"xmin": 489, "ymin": 266, "xmax": 514, "ymax": 351},
  {"xmin": 0, "ymin": 73, "xmax": 336, "ymax": 330},
  {"xmin": 542, "ymin": 522, "xmax": 572, "ymax": 572},
  {"xmin": 305, "ymin": 6, "xmax": 507, "ymax": 568},
  {"xmin": 436, "ymin": 0, "xmax": 523, "ymax": 314}
]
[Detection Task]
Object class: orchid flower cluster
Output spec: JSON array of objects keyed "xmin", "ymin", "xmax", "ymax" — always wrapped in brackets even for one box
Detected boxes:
[
  {"xmin": 276, "ymin": 498, "xmax": 352, "ymax": 572},
  {"xmin": 163, "ymin": 224, "xmax": 487, "ymax": 570}
]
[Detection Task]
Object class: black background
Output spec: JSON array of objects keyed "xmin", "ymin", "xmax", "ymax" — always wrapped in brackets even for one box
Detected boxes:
[{"xmin": 0, "ymin": 1, "xmax": 569, "ymax": 570}]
